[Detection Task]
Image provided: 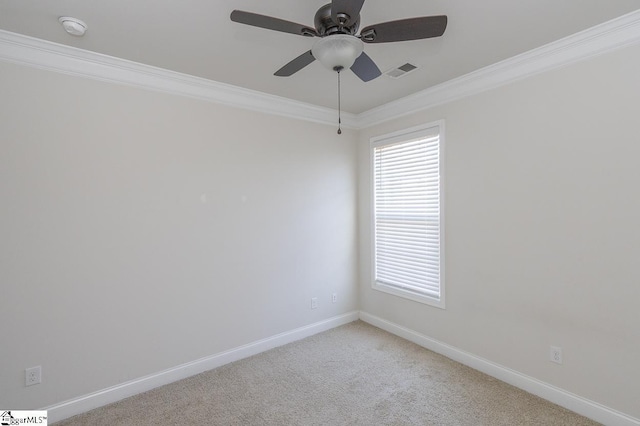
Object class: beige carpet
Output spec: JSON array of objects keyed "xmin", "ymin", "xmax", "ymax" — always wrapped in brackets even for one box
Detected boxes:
[{"xmin": 56, "ymin": 321, "xmax": 599, "ymax": 425}]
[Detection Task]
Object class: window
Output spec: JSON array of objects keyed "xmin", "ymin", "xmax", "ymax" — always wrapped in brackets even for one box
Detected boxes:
[{"xmin": 371, "ymin": 121, "xmax": 444, "ymax": 308}]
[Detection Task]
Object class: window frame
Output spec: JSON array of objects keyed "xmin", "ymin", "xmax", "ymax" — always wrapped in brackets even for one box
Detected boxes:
[{"xmin": 370, "ymin": 120, "xmax": 445, "ymax": 309}]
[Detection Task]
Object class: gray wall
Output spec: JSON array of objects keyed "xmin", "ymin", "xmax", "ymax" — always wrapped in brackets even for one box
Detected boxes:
[
  {"xmin": 358, "ymin": 43, "xmax": 640, "ymax": 418},
  {"xmin": 0, "ymin": 61, "xmax": 359, "ymax": 408}
]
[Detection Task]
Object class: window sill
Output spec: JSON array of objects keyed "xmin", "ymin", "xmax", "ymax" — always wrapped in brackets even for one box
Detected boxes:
[{"xmin": 372, "ymin": 281, "xmax": 445, "ymax": 309}]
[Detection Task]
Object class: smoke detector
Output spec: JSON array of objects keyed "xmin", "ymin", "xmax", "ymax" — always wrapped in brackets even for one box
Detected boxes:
[{"xmin": 59, "ymin": 17, "xmax": 87, "ymax": 36}]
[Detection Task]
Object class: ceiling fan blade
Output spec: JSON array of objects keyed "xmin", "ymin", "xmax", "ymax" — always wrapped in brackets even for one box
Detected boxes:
[
  {"xmin": 350, "ymin": 52, "xmax": 381, "ymax": 82},
  {"xmin": 231, "ymin": 10, "xmax": 318, "ymax": 37},
  {"xmin": 274, "ymin": 50, "xmax": 316, "ymax": 77},
  {"xmin": 331, "ymin": 0, "xmax": 365, "ymax": 26},
  {"xmin": 360, "ymin": 15, "xmax": 447, "ymax": 43}
]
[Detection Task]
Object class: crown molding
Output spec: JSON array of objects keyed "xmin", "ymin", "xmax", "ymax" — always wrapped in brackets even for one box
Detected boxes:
[
  {"xmin": 354, "ymin": 9, "xmax": 640, "ymax": 129},
  {"xmin": 0, "ymin": 30, "xmax": 357, "ymax": 129},
  {"xmin": 2, "ymin": 9, "xmax": 640, "ymax": 131}
]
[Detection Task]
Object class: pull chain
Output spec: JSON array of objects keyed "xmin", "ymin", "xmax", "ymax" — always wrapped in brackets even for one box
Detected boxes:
[{"xmin": 336, "ymin": 67, "xmax": 342, "ymax": 135}]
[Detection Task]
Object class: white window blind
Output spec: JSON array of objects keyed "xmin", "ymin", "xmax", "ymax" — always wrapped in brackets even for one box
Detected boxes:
[{"xmin": 372, "ymin": 123, "xmax": 443, "ymax": 307}]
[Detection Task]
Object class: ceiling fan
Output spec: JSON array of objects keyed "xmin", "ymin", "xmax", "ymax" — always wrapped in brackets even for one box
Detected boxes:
[
  {"xmin": 231, "ymin": 0, "xmax": 447, "ymax": 81},
  {"xmin": 230, "ymin": 0, "xmax": 447, "ymax": 132}
]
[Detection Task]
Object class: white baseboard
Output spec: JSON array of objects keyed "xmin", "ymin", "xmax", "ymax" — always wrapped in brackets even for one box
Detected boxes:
[
  {"xmin": 359, "ymin": 311, "xmax": 640, "ymax": 426},
  {"xmin": 45, "ymin": 311, "xmax": 359, "ymax": 424}
]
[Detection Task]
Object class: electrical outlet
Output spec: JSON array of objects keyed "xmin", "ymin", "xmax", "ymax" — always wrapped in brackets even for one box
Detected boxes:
[
  {"xmin": 550, "ymin": 346, "xmax": 562, "ymax": 364},
  {"xmin": 332, "ymin": 293, "xmax": 337, "ymax": 303},
  {"xmin": 311, "ymin": 297, "xmax": 318, "ymax": 309},
  {"xmin": 26, "ymin": 366, "xmax": 41, "ymax": 386}
]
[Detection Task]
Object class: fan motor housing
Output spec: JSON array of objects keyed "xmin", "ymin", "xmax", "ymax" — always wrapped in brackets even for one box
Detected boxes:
[{"xmin": 314, "ymin": 4, "xmax": 360, "ymax": 36}]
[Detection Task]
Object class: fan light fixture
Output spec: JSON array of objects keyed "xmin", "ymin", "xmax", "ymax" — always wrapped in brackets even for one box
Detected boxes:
[
  {"xmin": 311, "ymin": 35, "xmax": 364, "ymax": 135},
  {"xmin": 312, "ymin": 35, "xmax": 363, "ymax": 71}
]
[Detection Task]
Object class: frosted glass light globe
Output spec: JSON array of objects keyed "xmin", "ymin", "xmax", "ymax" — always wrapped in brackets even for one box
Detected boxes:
[{"xmin": 312, "ymin": 35, "xmax": 364, "ymax": 71}]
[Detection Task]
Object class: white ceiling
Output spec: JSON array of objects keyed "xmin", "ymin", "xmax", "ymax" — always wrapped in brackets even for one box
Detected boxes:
[{"xmin": 1, "ymin": 0, "xmax": 639, "ymax": 114}]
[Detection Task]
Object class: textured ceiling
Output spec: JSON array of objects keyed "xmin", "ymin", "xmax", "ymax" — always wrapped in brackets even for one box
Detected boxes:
[{"xmin": 1, "ymin": 0, "xmax": 639, "ymax": 113}]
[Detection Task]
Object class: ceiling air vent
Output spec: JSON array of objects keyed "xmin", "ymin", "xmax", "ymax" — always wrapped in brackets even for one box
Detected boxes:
[{"xmin": 385, "ymin": 63, "xmax": 418, "ymax": 79}]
